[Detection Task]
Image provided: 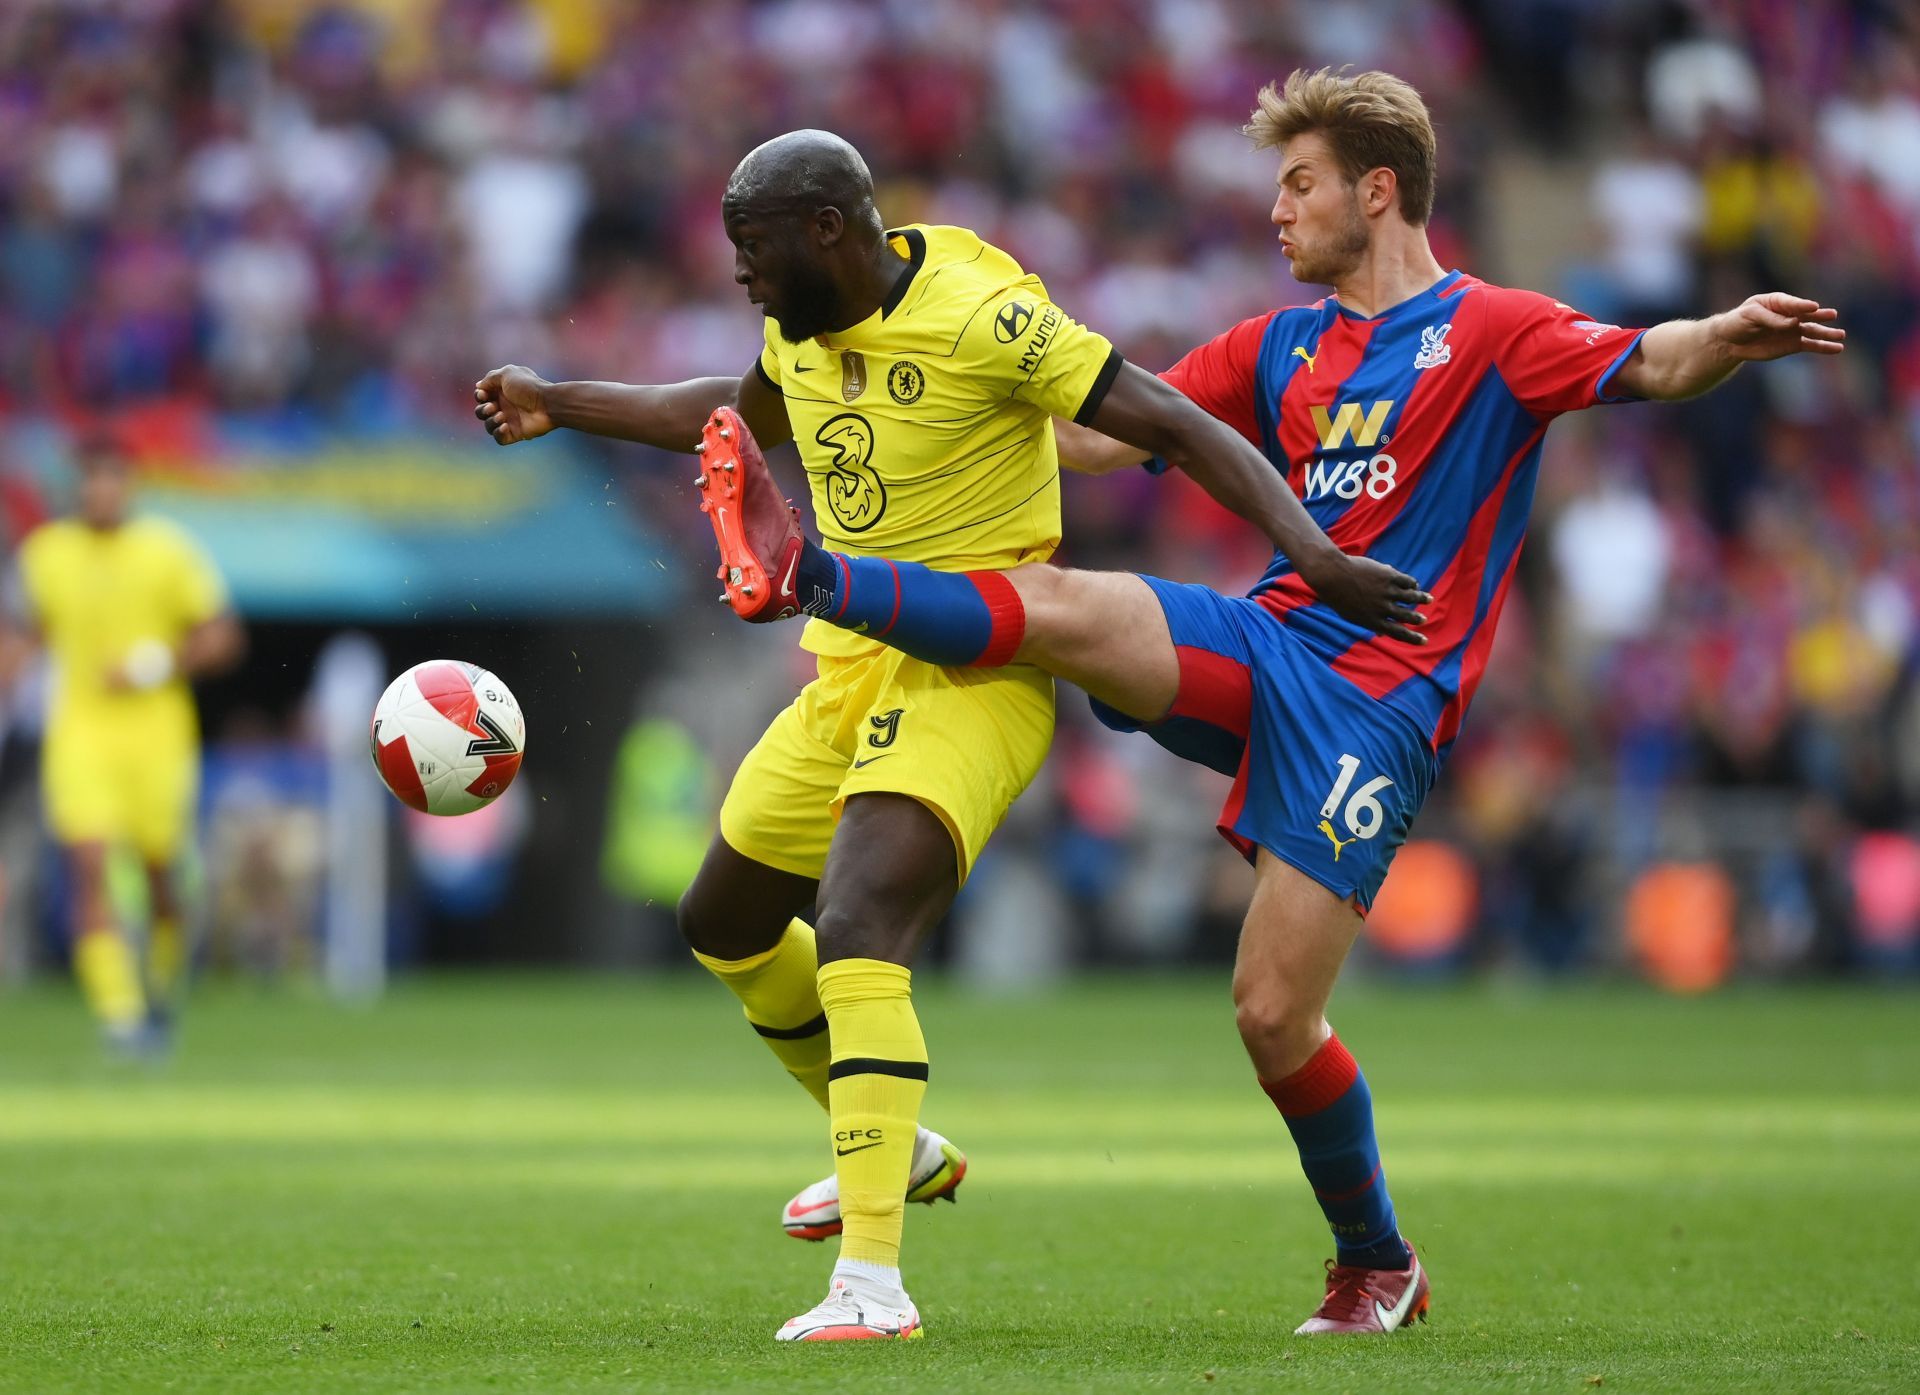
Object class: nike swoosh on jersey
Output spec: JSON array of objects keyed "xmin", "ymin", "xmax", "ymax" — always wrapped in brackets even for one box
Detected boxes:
[
  {"xmin": 851, "ymin": 754, "xmax": 893, "ymax": 769},
  {"xmin": 793, "ymin": 364, "xmax": 816, "ymax": 373}
]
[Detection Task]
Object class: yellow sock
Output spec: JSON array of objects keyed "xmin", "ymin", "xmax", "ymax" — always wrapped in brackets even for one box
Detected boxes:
[
  {"xmin": 147, "ymin": 917, "xmax": 187, "ymax": 1003},
  {"xmin": 74, "ymin": 932, "xmax": 146, "ymax": 1031},
  {"xmin": 694, "ymin": 919, "xmax": 831, "ymax": 1110},
  {"xmin": 818, "ymin": 959, "xmax": 927, "ymax": 1269}
]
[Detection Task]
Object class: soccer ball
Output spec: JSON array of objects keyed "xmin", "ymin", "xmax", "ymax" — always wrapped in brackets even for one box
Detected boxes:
[{"xmin": 370, "ymin": 660, "xmax": 526, "ymax": 816}]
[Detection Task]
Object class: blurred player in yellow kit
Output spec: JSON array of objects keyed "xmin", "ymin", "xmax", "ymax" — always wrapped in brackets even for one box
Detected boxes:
[{"xmin": 0, "ymin": 440, "xmax": 244, "ymax": 1051}]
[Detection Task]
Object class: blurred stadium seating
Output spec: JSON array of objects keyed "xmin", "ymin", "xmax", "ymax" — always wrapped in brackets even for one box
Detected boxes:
[{"xmin": 1, "ymin": 0, "xmax": 1916, "ymax": 984}]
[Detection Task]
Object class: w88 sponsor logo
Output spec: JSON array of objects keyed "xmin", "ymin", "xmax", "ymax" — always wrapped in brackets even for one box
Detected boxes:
[{"xmin": 1304, "ymin": 453, "xmax": 1399, "ymax": 501}]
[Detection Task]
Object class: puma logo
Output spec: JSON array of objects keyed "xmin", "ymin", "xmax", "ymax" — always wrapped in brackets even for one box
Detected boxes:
[
  {"xmin": 1318, "ymin": 818, "xmax": 1357, "ymax": 862},
  {"xmin": 1293, "ymin": 345, "xmax": 1319, "ymax": 373}
]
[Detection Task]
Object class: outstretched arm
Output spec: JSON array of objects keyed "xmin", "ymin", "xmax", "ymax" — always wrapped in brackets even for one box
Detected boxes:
[
  {"xmin": 474, "ymin": 365, "xmax": 793, "ymax": 453},
  {"xmin": 1085, "ymin": 363, "xmax": 1430, "ymax": 644},
  {"xmin": 1612, "ymin": 293, "xmax": 1845, "ymax": 401}
]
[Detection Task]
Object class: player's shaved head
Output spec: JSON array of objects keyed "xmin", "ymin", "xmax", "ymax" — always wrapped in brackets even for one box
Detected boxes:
[
  {"xmin": 723, "ymin": 130, "xmax": 897, "ymax": 342},
  {"xmin": 723, "ymin": 129, "xmax": 882, "ymax": 239}
]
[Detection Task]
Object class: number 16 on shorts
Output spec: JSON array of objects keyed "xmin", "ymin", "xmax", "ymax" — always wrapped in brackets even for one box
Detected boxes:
[{"xmin": 1317, "ymin": 753, "xmax": 1393, "ymax": 864}]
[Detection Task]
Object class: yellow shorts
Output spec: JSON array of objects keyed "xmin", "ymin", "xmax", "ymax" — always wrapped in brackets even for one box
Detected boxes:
[
  {"xmin": 720, "ymin": 647, "xmax": 1054, "ymax": 885},
  {"xmin": 42, "ymin": 720, "xmax": 198, "ymax": 863}
]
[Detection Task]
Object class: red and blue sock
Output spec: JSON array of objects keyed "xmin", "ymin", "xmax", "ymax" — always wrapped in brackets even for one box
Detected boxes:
[
  {"xmin": 1261, "ymin": 1032, "xmax": 1411, "ymax": 1271},
  {"xmin": 795, "ymin": 539, "xmax": 1025, "ymax": 667}
]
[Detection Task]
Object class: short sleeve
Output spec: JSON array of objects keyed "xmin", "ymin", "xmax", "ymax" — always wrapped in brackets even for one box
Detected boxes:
[
  {"xmin": 1486, "ymin": 289, "xmax": 1648, "ymax": 418},
  {"xmin": 1160, "ymin": 311, "xmax": 1276, "ymax": 447},
  {"xmin": 964, "ymin": 288, "xmax": 1123, "ymax": 424}
]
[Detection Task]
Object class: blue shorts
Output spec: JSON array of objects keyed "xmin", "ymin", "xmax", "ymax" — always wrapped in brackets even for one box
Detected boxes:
[{"xmin": 1090, "ymin": 576, "xmax": 1437, "ymax": 911}]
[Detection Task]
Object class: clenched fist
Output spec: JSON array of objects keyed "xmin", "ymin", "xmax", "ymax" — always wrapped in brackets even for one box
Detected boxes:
[{"xmin": 473, "ymin": 365, "xmax": 555, "ymax": 445}]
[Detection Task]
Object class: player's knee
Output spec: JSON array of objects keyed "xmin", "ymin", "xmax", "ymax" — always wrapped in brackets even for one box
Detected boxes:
[
  {"xmin": 1231, "ymin": 978, "xmax": 1322, "ymax": 1067},
  {"xmin": 673, "ymin": 885, "xmax": 703, "ymax": 947},
  {"xmin": 811, "ymin": 904, "xmax": 906, "ymax": 967},
  {"xmin": 67, "ymin": 844, "xmax": 109, "ymax": 886},
  {"xmin": 1006, "ymin": 564, "xmax": 1094, "ymax": 658},
  {"xmin": 675, "ymin": 882, "xmax": 765, "ymax": 960},
  {"xmin": 144, "ymin": 869, "xmax": 178, "ymax": 919},
  {"xmin": 1005, "ymin": 563, "xmax": 1066, "ymax": 618}
]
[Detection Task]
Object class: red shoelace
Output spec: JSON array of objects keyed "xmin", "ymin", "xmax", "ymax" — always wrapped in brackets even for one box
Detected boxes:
[{"xmin": 1310, "ymin": 1261, "xmax": 1385, "ymax": 1324}]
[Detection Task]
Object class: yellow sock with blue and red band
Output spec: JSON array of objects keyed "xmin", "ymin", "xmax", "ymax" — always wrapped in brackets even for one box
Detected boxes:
[
  {"xmin": 817, "ymin": 958, "xmax": 927, "ymax": 1269},
  {"xmin": 796, "ymin": 543, "xmax": 1024, "ymax": 667},
  {"xmin": 1261, "ymin": 1031, "xmax": 1411, "ymax": 1271},
  {"xmin": 693, "ymin": 919, "xmax": 832, "ymax": 1111}
]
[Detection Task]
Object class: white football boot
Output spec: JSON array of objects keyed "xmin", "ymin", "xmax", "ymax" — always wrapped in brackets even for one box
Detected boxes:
[
  {"xmin": 776, "ymin": 1269, "xmax": 923, "ymax": 1342},
  {"xmin": 781, "ymin": 1126, "xmax": 967, "ymax": 1241}
]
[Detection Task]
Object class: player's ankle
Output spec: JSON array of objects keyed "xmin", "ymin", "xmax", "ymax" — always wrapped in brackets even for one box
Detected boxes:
[
  {"xmin": 1337, "ymin": 1234, "xmax": 1412, "ymax": 1272},
  {"xmin": 796, "ymin": 539, "xmax": 840, "ymax": 615},
  {"xmin": 833, "ymin": 1257, "xmax": 906, "ymax": 1295}
]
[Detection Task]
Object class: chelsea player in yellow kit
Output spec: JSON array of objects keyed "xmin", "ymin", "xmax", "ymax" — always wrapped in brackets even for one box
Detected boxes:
[
  {"xmin": 0, "ymin": 441, "xmax": 244, "ymax": 1051},
  {"xmin": 473, "ymin": 130, "xmax": 1417, "ymax": 1341}
]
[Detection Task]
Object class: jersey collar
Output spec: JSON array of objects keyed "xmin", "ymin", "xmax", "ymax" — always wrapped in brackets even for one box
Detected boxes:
[
  {"xmin": 1327, "ymin": 269, "xmax": 1464, "ymax": 323},
  {"xmin": 879, "ymin": 227, "xmax": 926, "ymax": 317},
  {"xmin": 814, "ymin": 228, "xmax": 928, "ymax": 349}
]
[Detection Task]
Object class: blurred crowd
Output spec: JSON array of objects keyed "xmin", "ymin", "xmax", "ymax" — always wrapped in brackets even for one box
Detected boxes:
[
  {"xmin": 1, "ymin": 0, "xmax": 1917, "ymax": 982},
  {"xmin": 0, "ymin": 0, "xmax": 1488, "ymax": 424}
]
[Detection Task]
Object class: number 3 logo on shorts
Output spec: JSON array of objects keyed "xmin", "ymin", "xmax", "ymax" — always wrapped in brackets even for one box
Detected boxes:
[{"xmin": 1316, "ymin": 753, "xmax": 1394, "ymax": 862}]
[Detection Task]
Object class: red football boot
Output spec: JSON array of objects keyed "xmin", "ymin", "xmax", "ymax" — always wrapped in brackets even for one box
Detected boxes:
[
  {"xmin": 694, "ymin": 406, "xmax": 805, "ymax": 622},
  {"xmin": 1294, "ymin": 1246, "xmax": 1430, "ymax": 1335}
]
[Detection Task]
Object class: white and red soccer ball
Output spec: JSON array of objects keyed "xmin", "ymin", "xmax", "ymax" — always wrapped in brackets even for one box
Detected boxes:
[{"xmin": 369, "ymin": 660, "xmax": 526, "ymax": 816}]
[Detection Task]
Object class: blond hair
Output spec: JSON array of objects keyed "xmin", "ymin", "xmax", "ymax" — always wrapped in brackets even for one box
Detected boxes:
[{"xmin": 1245, "ymin": 68, "xmax": 1437, "ymax": 225}]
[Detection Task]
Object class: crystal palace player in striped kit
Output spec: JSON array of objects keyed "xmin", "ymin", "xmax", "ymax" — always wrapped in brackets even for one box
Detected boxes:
[{"xmin": 694, "ymin": 69, "xmax": 1846, "ymax": 1334}]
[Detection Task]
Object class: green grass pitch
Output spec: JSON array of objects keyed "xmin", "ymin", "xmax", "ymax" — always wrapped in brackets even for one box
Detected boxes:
[{"xmin": 1, "ymin": 974, "xmax": 1915, "ymax": 1393}]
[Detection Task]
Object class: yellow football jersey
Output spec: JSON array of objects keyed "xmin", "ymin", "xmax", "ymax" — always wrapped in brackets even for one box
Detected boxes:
[
  {"xmin": 18, "ymin": 516, "xmax": 228, "ymax": 743},
  {"xmin": 756, "ymin": 224, "xmax": 1121, "ymax": 657}
]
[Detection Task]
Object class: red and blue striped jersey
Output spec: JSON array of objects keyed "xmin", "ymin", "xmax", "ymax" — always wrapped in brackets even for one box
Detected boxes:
[{"xmin": 1160, "ymin": 271, "xmax": 1647, "ymax": 758}]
